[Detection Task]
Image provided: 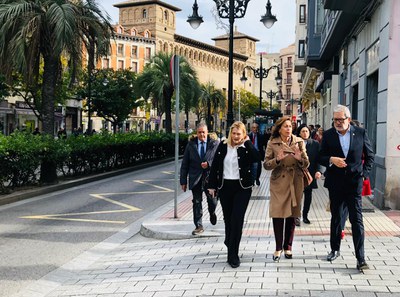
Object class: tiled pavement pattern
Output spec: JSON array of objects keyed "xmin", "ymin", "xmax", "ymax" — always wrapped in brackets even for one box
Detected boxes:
[{"xmin": 13, "ymin": 170, "xmax": 400, "ymax": 297}]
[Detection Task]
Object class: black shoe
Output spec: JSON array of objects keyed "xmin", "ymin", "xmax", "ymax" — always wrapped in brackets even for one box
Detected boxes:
[
  {"xmin": 256, "ymin": 179, "xmax": 260, "ymax": 186},
  {"xmin": 229, "ymin": 259, "xmax": 240, "ymax": 268},
  {"xmin": 272, "ymin": 250, "xmax": 282, "ymax": 262},
  {"xmin": 284, "ymin": 250, "xmax": 292, "ymax": 259},
  {"xmin": 295, "ymin": 218, "xmax": 301, "ymax": 226},
  {"xmin": 327, "ymin": 250, "xmax": 340, "ymax": 262},
  {"xmin": 192, "ymin": 226, "xmax": 204, "ymax": 235},
  {"xmin": 210, "ymin": 212, "xmax": 217, "ymax": 225},
  {"xmin": 357, "ymin": 260, "xmax": 369, "ymax": 271},
  {"xmin": 303, "ymin": 218, "xmax": 311, "ymax": 224}
]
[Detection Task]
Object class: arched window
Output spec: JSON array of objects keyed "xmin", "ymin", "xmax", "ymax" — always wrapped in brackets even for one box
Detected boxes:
[
  {"xmin": 164, "ymin": 11, "xmax": 168, "ymax": 21},
  {"xmin": 142, "ymin": 9, "xmax": 147, "ymax": 18}
]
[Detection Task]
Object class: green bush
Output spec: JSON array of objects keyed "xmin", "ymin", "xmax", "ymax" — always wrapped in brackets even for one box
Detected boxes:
[{"xmin": 0, "ymin": 131, "xmax": 188, "ymax": 193}]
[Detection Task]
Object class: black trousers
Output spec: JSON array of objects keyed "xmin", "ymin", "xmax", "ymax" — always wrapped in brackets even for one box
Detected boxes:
[
  {"xmin": 272, "ymin": 217, "xmax": 296, "ymax": 251},
  {"xmin": 302, "ymin": 187, "xmax": 313, "ymax": 219},
  {"xmin": 219, "ymin": 179, "xmax": 252, "ymax": 263},
  {"xmin": 329, "ymin": 189, "xmax": 365, "ymax": 261},
  {"xmin": 192, "ymin": 181, "xmax": 217, "ymax": 228}
]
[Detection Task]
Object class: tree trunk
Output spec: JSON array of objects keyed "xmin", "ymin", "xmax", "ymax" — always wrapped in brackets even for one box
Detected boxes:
[
  {"xmin": 40, "ymin": 54, "xmax": 58, "ymax": 184},
  {"xmin": 164, "ymin": 88, "xmax": 173, "ymax": 133}
]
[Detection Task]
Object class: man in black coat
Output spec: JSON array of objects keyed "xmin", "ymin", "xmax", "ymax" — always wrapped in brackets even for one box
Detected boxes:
[
  {"xmin": 319, "ymin": 105, "xmax": 374, "ymax": 271},
  {"xmin": 248, "ymin": 123, "xmax": 266, "ymax": 186},
  {"xmin": 180, "ymin": 123, "xmax": 219, "ymax": 235}
]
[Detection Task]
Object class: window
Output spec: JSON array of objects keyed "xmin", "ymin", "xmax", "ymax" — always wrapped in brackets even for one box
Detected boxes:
[
  {"xmin": 142, "ymin": 9, "xmax": 147, "ymax": 18},
  {"xmin": 102, "ymin": 58, "xmax": 110, "ymax": 69},
  {"xmin": 118, "ymin": 60, "xmax": 124, "ymax": 69},
  {"xmin": 298, "ymin": 40, "xmax": 305, "ymax": 58},
  {"xmin": 144, "ymin": 31, "xmax": 150, "ymax": 38},
  {"xmin": 164, "ymin": 11, "xmax": 168, "ymax": 21},
  {"xmin": 117, "ymin": 44, "xmax": 124, "ymax": 56},
  {"xmin": 131, "ymin": 46, "xmax": 137, "ymax": 58},
  {"xmin": 145, "ymin": 47, "xmax": 151, "ymax": 60},
  {"xmin": 299, "ymin": 5, "xmax": 306, "ymax": 23},
  {"xmin": 131, "ymin": 62, "xmax": 138, "ymax": 73}
]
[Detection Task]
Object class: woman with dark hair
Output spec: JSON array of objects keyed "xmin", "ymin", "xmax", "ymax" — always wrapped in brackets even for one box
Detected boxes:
[
  {"xmin": 207, "ymin": 121, "xmax": 259, "ymax": 268},
  {"xmin": 263, "ymin": 117, "xmax": 310, "ymax": 261},
  {"xmin": 296, "ymin": 124, "xmax": 323, "ymax": 224}
]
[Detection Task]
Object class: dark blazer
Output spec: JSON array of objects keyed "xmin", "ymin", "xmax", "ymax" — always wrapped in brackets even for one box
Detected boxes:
[
  {"xmin": 318, "ymin": 125, "xmax": 374, "ymax": 193},
  {"xmin": 248, "ymin": 132, "xmax": 266, "ymax": 160},
  {"xmin": 180, "ymin": 136, "xmax": 219, "ymax": 190},
  {"xmin": 304, "ymin": 139, "xmax": 322, "ymax": 189},
  {"xmin": 208, "ymin": 140, "xmax": 260, "ymax": 190}
]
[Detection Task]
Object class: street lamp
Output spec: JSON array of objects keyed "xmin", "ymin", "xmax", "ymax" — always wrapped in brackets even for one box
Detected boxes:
[
  {"xmin": 188, "ymin": 0, "xmax": 277, "ymax": 136},
  {"xmin": 240, "ymin": 53, "xmax": 282, "ymax": 110},
  {"xmin": 262, "ymin": 90, "xmax": 279, "ymax": 110}
]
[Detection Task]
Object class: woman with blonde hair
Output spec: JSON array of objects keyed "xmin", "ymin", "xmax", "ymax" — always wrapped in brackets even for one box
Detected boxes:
[
  {"xmin": 264, "ymin": 117, "xmax": 310, "ymax": 261},
  {"xmin": 208, "ymin": 121, "xmax": 259, "ymax": 268}
]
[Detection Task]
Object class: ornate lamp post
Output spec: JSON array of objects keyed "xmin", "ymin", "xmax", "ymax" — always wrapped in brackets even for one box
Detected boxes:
[
  {"xmin": 240, "ymin": 53, "xmax": 281, "ymax": 110},
  {"xmin": 262, "ymin": 90, "xmax": 279, "ymax": 110},
  {"xmin": 188, "ymin": 0, "xmax": 278, "ymax": 135}
]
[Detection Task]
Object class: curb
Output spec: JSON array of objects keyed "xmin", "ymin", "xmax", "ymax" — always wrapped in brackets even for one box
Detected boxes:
[
  {"xmin": 0, "ymin": 157, "xmax": 175, "ymax": 206},
  {"xmin": 140, "ymin": 220, "xmax": 224, "ymax": 240}
]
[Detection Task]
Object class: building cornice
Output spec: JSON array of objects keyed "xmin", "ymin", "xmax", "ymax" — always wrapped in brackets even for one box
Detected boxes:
[
  {"xmin": 174, "ymin": 34, "xmax": 248, "ymax": 62},
  {"xmin": 112, "ymin": 32, "xmax": 156, "ymax": 44}
]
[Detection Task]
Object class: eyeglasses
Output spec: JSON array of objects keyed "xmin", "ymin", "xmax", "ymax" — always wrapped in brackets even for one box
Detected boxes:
[{"xmin": 332, "ymin": 117, "xmax": 348, "ymax": 123}]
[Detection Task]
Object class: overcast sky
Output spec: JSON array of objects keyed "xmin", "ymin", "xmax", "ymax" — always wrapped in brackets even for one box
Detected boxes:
[{"xmin": 97, "ymin": 0, "xmax": 296, "ymax": 54}]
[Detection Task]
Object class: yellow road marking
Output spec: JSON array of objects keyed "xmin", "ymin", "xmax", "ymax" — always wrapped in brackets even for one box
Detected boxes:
[
  {"xmin": 20, "ymin": 178, "xmax": 173, "ymax": 224},
  {"xmin": 20, "ymin": 216, "xmax": 125, "ymax": 224},
  {"xmin": 134, "ymin": 180, "xmax": 173, "ymax": 192}
]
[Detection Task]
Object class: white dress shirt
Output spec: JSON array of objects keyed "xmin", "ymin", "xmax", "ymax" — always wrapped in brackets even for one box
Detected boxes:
[{"xmin": 223, "ymin": 144, "xmax": 243, "ymax": 180}]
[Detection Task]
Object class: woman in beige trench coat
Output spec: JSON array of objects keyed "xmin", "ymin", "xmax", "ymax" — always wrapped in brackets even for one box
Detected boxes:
[{"xmin": 263, "ymin": 117, "xmax": 309, "ymax": 261}]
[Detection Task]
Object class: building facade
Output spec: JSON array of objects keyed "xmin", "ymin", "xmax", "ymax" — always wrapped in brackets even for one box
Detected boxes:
[
  {"xmin": 110, "ymin": 0, "xmax": 259, "ymax": 131},
  {"xmin": 295, "ymin": 0, "xmax": 400, "ymax": 209}
]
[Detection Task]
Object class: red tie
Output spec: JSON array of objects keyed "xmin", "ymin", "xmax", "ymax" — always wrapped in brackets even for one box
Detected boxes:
[{"xmin": 252, "ymin": 134, "xmax": 255, "ymax": 145}]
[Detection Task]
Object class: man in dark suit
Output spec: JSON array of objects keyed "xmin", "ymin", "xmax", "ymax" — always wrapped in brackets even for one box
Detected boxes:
[
  {"xmin": 248, "ymin": 123, "xmax": 265, "ymax": 186},
  {"xmin": 319, "ymin": 105, "xmax": 374, "ymax": 271},
  {"xmin": 180, "ymin": 123, "xmax": 219, "ymax": 235}
]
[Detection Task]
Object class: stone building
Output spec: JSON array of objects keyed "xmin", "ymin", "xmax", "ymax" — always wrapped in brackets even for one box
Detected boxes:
[
  {"xmin": 294, "ymin": 0, "xmax": 400, "ymax": 209},
  {"xmin": 107, "ymin": 0, "xmax": 259, "ymax": 131}
]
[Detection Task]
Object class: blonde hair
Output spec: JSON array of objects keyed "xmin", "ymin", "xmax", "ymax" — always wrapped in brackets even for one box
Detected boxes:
[{"xmin": 225, "ymin": 121, "xmax": 247, "ymax": 146}]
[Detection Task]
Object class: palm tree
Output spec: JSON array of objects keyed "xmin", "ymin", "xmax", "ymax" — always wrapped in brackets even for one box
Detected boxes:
[
  {"xmin": 0, "ymin": 0, "xmax": 112, "ymax": 183},
  {"xmin": 199, "ymin": 82, "xmax": 226, "ymax": 131},
  {"xmin": 181, "ymin": 78, "xmax": 201, "ymax": 132},
  {"xmin": 136, "ymin": 52, "xmax": 197, "ymax": 133},
  {"xmin": 0, "ymin": 0, "xmax": 112, "ymax": 136}
]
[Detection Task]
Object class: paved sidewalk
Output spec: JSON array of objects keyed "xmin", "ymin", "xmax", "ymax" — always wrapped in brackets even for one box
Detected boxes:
[{"xmin": 13, "ymin": 170, "xmax": 400, "ymax": 297}]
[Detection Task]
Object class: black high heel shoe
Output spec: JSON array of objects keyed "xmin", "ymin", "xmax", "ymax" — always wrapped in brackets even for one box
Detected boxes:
[
  {"xmin": 272, "ymin": 250, "xmax": 282, "ymax": 262},
  {"xmin": 284, "ymin": 250, "xmax": 292, "ymax": 259}
]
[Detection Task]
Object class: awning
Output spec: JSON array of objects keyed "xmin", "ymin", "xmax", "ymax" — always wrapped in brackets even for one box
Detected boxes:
[
  {"xmin": 15, "ymin": 108, "xmax": 36, "ymax": 115},
  {"xmin": 0, "ymin": 107, "xmax": 13, "ymax": 115},
  {"xmin": 314, "ymin": 71, "xmax": 333, "ymax": 93}
]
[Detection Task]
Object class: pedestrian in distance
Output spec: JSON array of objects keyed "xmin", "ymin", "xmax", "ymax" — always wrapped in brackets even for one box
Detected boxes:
[
  {"xmin": 207, "ymin": 121, "xmax": 260, "ymax": 268},
  {"xmin": 296, "ymin": 124, "xmax": 323, "ymax": 225},
  {"xmin": 263, "ymin": 117, "xmax": 310, "ymax": 262},
  {"xmin": 248, "ymin": 122, "xmax": 266, "ymax": 186},
  {"xmin": 180, "ymin": 123, "xmax": 219, "ymax": 236},
  {"xmin": 318, "ymin": 105, "xmax": 374, "ymax": 271}
]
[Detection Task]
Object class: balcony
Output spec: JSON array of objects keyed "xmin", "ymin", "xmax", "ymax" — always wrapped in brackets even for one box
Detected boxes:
[
  {"xmin": 284, "ymin": 78, "xmax": 293, "ymax": 85},
  {"xmin": 323, "ymin": 0, "xmax": 372, "ymax": 13},
  {"xmin": 284, "ymin": 62, "xmax": 293, "ymax": 69}
]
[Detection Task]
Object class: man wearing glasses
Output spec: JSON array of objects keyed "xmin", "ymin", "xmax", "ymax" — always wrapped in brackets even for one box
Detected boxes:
[{"xmin": 319, "ymin": 105, "xmax": 374, "ymax": 271}]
